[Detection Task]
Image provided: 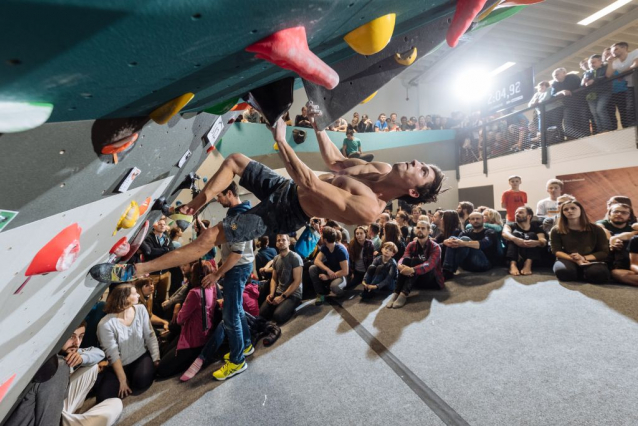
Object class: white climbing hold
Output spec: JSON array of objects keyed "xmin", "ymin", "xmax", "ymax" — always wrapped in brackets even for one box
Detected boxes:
[{"xmin": 0, "ymin": 102, "xmax": 54, "ymax": 133}]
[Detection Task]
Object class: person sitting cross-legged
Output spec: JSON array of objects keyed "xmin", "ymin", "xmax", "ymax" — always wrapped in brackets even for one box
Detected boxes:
[
  {"xmin": 310, "ymin": 226, "xmax": 349, "ymax": 305},
  {"xmin": 550, "ymin": 200, "xmax": 610, "ymax": 284},
  {"xmin": 387, "ymin": 221, "xmax": 443, "ymax": 309},
  {"xmin": 342, "ymin": 129, "xmax": 374, "ymax": 162},
  {"xmin": 259, "ymin": 234, "xmax": 303, "ymax": 325},
  {"xmin": 596, "ymin": 202, "xmax": 638, "ymax": 285},
  {"xmin": 360, "ymin": 242, "xmax": 398, "ymax": 300},
  {"xmin": 441, "ymin": 212, "xmax": 501, "ymax": 280},
  {"xmin": 502, "ymin": 206, "xmax": 547, "ymax": 276}
]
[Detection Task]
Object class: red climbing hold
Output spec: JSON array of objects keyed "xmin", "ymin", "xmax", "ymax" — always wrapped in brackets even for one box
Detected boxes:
[
  {"xmin": 120, "ymin": 220, "xmax": 149, "ymax": 263},
  {"xmin": 246, "ymin": 26, "xmax": 339, "ymax": 90},
  {"xmin": 447, "ymin": 0, "xmax": 489, "ymax": 47},
  {"xmin": 25, "ymin": 223, "xmax": 82, "ymax": 276},
  {"xmin": 0, "ymin": 374, "xmax": 16, "ymax": 403}
]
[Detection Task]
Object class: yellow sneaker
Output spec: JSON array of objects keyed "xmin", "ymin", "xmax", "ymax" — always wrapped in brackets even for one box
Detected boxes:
[
  {"xmin": 223, "ymin": 344, "xmax": 254, "ymax": 361},
  {"xmin": 212, "ymin": 360, "xmax": 247, "ymax": 381}
]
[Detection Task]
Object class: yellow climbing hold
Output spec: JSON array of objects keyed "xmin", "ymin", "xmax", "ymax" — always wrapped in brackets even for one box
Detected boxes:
[
  {"xmin": 113, "ymin": 201, "xmax": 140, "ymax": 236},
  {"xmin": 150, "ymin": 93, "xmax": 195, "ymax": 125},
  {"xmin": 344, "ymin": 13, "xmax": 396, "ymax": 55},
  {"xmin": 477, "ymin": 1, "xmax": 501, "ymax": 21},
  {"xmin": 273, "ymin": 142, "xmax": 279, "ymax": 151},
  {"xmin": 394, "ymin": 47, "xmax": 417, "ymax": 66},
  {"xmin": 360, "ymin": 91, "xmax": 378, "ymax": 104}
]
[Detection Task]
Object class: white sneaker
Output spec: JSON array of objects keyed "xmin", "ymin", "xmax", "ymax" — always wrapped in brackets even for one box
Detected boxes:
[{"xmin": 386, "ymin": 293, "xmax": 398, "ymax": 309}]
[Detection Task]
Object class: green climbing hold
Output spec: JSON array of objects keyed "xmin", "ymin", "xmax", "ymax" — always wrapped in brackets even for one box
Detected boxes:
[
  {"xmin": 472, "ymin": 6, "xmax": 526, "ymax": 31},
  {"xmin": 205, "ymin": 97, "xmax": 240, "ymax": 115},
  {"xmin": 0, "ymin": 101, "xmax": 54, "ymax": 133}
]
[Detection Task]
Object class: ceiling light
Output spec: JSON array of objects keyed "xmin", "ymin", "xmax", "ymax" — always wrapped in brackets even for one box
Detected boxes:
[
  {"xmin": 489, "ymin": 62, "xmax": 516, "ymax": 76},
  {"xmin": 577, "ymin": 0, "xmax": 632, "ymax": 26}
]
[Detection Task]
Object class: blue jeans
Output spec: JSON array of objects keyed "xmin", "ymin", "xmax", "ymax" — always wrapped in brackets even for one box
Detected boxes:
[
  {"xmin": 199, "ymin": 321, "xmax": 226, "ymax": 364},
  {"xmin": 442, "ymin": 237, "xmax": 493, "ymax": 273},
  {"xmin": 222, "ymin": 263, "xmax": 253, "ymax": 364},
  {"xmin": 588, "ymin": 92, "xmax": 612, "ymax": 132}
]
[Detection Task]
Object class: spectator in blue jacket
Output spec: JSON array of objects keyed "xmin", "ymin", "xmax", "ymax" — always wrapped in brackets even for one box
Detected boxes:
[{"xmin": 361, "ymin": 242, "xmax": 399, "ymax": 299}]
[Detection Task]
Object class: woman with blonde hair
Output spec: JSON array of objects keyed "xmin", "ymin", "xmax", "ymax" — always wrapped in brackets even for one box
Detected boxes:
[{"xmin": 96, "ymin": 284, "xmax": 159, "ymax": 402}]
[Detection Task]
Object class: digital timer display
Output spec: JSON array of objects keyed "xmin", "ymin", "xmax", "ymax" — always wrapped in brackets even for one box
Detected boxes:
[{"xmin": 485, "ymin": 67, "xmax": 534, "ymax": 113}]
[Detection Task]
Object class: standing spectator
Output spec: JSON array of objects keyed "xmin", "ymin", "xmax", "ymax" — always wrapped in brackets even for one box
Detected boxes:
[
  {"xmin": 501, "ymin": 175, "xmax": 527, "ymax": 222},
  {"xmin": 536, "ymin": 178, "xmax": 563, "ymax": 219},
  {"xmin": 96, "ymin": 285, "xmax": 159, "ymax": 403},
  {"xmin": 361, "ymin": 242, "xmax": 399, "ymax": 299},
  {"xmin": 310, "ymin": 226, "xmax": 349, "ymax": 305},
  {"xmin": 529, "ymin": 81, "xmax": 564, "ymax": 142},
  {"xmin": 502, "ymin": 206, "xmax": 547, "ymax": 276},
  {"xmin": 550, "ymin": 200, "xmax": 610, "ymax": 284},
  {"xmin": 551, "ymin": 68, "xmax": 590, "ymax": 139},
  {"xmin": 141, "ymin": 218, "xmax": 173, "ymax": 306},
  {"xmin": 605, "ymin": 42, "xmax": 638, "ymax": 127},
  {"xmin": 259, "ymin": 234, "xmax": 303, "ymax": 324},
  {"xmin": 294, "ymin": 106, "xmax": 313, "ymax": 128},
  {"xmin": 357, "ymin": 114, "xmax": 374, "ymax": 133},
  {"xmin": 387, "ymin": 221, "xmax": 443, "ymax": 308},
  {"xmin": 374, "ymin": 113, "xmax": 388, "ymax": 132},
  {"xmin": 169, "ymin": 227, "xmax": 183, "ymax": 249},
  {"xmin": 348, "ymin": 226, "xmax": 375, "ymax": 288},
  {"xmin": 603, "ymin": 47, "xmax": 622, "ymax": 130},
  {"xmin": 342, "ymin": 129, "xmax": 374, "ymax": 162},
  {"xmin": 157, "ymin": 260, "xmax": 217, "ymax": 378},
  {"xmin": 583, "ymin": 54, "xmax": 613, "ymax": 133},
  {"xmin": 417, "ymin": 115, "xmax": 429, "ymax": 130}
]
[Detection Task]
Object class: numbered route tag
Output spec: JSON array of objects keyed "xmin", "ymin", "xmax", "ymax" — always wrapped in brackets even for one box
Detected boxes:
[
  {"xmin": 204, "ymin": 117, "xmax": 224, "ymax": 151},
  {"xmin": 116, "ymin": 167, "xmax": 142, "ymax": 193}
]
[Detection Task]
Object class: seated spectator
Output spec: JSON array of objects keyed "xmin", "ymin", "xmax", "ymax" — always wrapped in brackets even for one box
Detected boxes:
[
  {"xmin": 294, "ymin": 106, "xmax": 313, "ymax": 128},
  {"xmin": 374, "ymin": 113, "xmax": 388, "ymax": 132},
  {"xmin": 6, "ymin": 322, "xmax": 123, "ymax": 426},
  {"xmin": 383, "ymin": 221, "xmax": 406, "ymax": 262},
  {"xmin": 161, "ymin": 262, "xmax": 195, "ymax": 320},
  {"xmin": 283, "ymin": 111, "xmax": 293, "ymax": 126},
  {"xmin": 396, "ymin": 211, "xmax": 415, "ymax": 241},
  {"xmin": 583, "ymin": 54, "xmax": 613, "ymax": 133},
  {"xmin": 134, "ymin": 279, "xmax": 170, "ymax": 336},
  {"xmin": 596, "ymin": 202, "xmax": 638, "ymax": 284},
  {"xmin": 432, "ymin": 210, "xmax": 463, "ymax": 257},
  {"xmin": 409, "ymin": 206, "xmax": 423, "ymax": 227},
  {"xmin": 441, "ymin": 212, "xmax": 500, "ymax": 279},
  {"xmin": 551, "ymin": 67, "xmax": 590, "ymax": 139},
  {"xmin": 325, "ymin": 219, "xmax": 350, "ymax": 244},
  {"xmin": 387, "ymin": 221, "xmax": 443, "ymax": 308},
  {"xmin": 259, "ymin": 234, "xmax": 303, "ymax": 324},
  {"xmin": 399, "ymin": 116, "xmax": 411, "ymax": 131},
  {"xmin": 342, "ymin": 129, "xmax": 374, "ymax": 162},
  {"xmin": 541, "ymin": 193, "xmax": 576, "ymax": 234},
  {"xmin": 537, "ymin": 178, "xmax": 563, "ymax": 219},
  {"xmin": 612, "ymin": 235, "xmax": 638, "ymax": 286},
  {"xmin": 377, "ymin": 212, "xmax": 390, "ymax": 233},
  {"xmin": 502, "ymin": 206, "xmax": 547, "ymax": 276},
  {"xmin": 408, "ymin": 116, "xmax": 418, "ymax": 131},
  {"xmin": 361, "ymin": 242, "xmax": 399, "ymax": 299},
  {"xmin": 348, "ymin": 226, "xmax": 375, "ymax": 288},
  {"xmin": 550, "ymin": 200, "xmax": 610, "ymax": 284},
  {"xmin": 357, "ymin": 114, "xmax": 374, "ymax": 133},
  {"xmin": 417, "ymin": 115, "xmax": 429, "ymax": 130},
  {"xmin": 255, "ymin": 236, "xmax": 277, "ymax": 280},
  {"xmin": 350, "ymin": 113, "xmax": 360, "ymax": 132},
  {"xmin": 310, "ymin": 226, "xmax": 350, "ymax": 305},
  {"xmin": 605, "ymin": 42, "xmax": 637, "ymax": 127},
  {"xmin": 193, "ymin": 218, "xmax": 217, "ymax": 262},
  {"xmin": 456, "ymin": 201, "xmax": 474, "ymax": 227},
  {"xmin": 169, "ymin": 227, "xmax": 183, "ymax": 249},
  {"xmin": 157, "ymin": 261, "xmax": 217, "ymax": 378},
  {"xmin": 141, "ymin": 218, "xmax": 173, "ymax": 306},
  {"xmin": 329, "ymin": 117, "xmax": 348, "ymax": 132},
  {"xmin": 243, "ymin": 107, "xmax": 261, "ymax": 123},
  {"xmin": 368, "ymin": 223, "xmax": 382, "ymax": 251},
  {"xmin": 431, "ymin": 116, "xmax": 444, "ymax": 130},
  {"xmin": 96, "ymin": 285, "xmax": 159, "ymax": 403}
]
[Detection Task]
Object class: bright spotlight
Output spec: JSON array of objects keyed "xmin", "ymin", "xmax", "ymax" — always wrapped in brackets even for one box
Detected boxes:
[{"xmin": 454, "ymin": 69, "xmax": 492, "ymax": 103}]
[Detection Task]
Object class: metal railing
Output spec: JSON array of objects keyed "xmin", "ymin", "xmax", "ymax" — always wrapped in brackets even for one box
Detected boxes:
[{"xmin": 457, "ymin": 68, "xmax": 638, "ymax": 176}]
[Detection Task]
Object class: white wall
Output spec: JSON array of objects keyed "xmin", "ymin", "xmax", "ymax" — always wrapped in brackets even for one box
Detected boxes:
[{"xmin": 457, "ymin": 128, "xmax": 638, "ymax": 210}]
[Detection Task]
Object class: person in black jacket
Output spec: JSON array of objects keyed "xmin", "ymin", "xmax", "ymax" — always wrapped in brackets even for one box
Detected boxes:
[
  {"xmin": 141, "ymin": 217, "xmax": 174, "ymax": 306},
  {"xmin": 551, "ymin": 68, "xmax": 590, "ymax": 139}
]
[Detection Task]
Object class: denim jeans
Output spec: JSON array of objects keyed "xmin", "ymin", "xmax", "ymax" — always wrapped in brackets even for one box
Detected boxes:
[
  {"xmin": 442, "ymin": 237, "xmax": 492, "ymax": 273},
  {"xmin": 222, "ymin": 263, "xmax": 253, "ymax": 364},
  {"xmin": 588, "ymin": 92, "xmax": 612, "ymax": 132},
  {"xmin": 199, "ymin": 321, "xmax": 226, "ymax": 364}
]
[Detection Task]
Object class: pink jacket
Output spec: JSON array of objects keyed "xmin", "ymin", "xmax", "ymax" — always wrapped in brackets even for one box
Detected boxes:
[
  {"xmin": 176, "ymin": 286, "xmax": 216, "ymax": 351},
  {"xmin": 242, "ymin": 281, "xmax": 260, "ymax": 317}
]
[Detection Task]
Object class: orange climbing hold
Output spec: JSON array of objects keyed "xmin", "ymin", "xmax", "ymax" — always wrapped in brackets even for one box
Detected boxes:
[
  {"xmin": 447, "ymin": 0, "xmax": 489, "ymax": 47},
  {"xmin": 0, "ymin": 374, "xmax": 16, "ymax": 403},
  {"xmin": 230, "ymin": 102, "xmax": 250, "ymax": 111},
  {"xmin": 246, "ymin": 27, "xmax": 339, "ymax": 90},
  {"xmin": 138, "ymin": 197, "xmax": 151, "ymax": 215}
]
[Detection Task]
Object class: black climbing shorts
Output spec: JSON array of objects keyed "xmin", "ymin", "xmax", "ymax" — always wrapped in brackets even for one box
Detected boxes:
[{"xmin": 222, "ymin": 161, "xmax": 310, "ymax": 242}]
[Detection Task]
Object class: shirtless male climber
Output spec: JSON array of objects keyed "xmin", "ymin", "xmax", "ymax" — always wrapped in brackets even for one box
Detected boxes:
[{"xmin": 90, "ymin": 103, "xmax": 445, "ymax": 283}]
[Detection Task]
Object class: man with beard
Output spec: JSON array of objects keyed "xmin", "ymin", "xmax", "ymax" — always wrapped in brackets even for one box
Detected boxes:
[
  {"xmin": 502, "ymin": 206, "xmax": 547, "ymax": 276},
  {"xmin": 387, "ymin": 220, "xmax": 443, "ymax": 309},
  {"xmin": 442, "ymin": 212, "xmax": 500, "ymax": 279},
  {"xmin": 6, "ymin": 322, "xmax": 122, "ymax": 426},
  {"xmin": 596, "ymin": 202, "xmax": 638, "ymax": 285}
]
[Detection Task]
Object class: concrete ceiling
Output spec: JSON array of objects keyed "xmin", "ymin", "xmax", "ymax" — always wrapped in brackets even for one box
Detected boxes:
[{"xmin": 403, "ymin": 0, "xmax": 638, "ymax": 86}]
